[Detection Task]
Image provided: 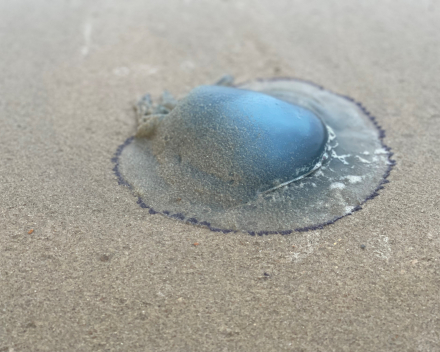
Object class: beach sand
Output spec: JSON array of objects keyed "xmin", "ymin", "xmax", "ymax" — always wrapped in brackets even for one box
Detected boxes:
[{"xmin": 0, "ymin": 0, "xmax": 439, "ymax": 351}]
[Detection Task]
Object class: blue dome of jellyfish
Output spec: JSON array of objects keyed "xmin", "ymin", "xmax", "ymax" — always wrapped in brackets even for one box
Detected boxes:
[
  {"xmin": 149, "ymin": 86, "xmax": 328, "ymax": 201},
  {"xmin": 115, "ymin": 77, "xmax": 394, "ymax": 234}
]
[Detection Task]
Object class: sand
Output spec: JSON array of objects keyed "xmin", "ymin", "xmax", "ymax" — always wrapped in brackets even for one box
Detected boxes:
[{"xmin": 0, "ymin": 0, "xmax": 439, "ymax": 351}]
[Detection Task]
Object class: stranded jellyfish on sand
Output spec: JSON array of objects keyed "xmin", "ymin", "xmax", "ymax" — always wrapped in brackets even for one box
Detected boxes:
[{"xmin": 113, "ymin": 77, "xmax": 394, "ymax": 234}]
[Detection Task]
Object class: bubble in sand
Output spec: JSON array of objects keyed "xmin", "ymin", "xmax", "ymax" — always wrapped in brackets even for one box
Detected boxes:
[{"xmin": 114, "ymin": 77, "xmax": 394, "ymax": 234}]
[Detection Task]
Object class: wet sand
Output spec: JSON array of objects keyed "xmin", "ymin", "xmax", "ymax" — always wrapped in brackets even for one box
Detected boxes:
[{"xmin": 0, "ymin": 1, "xmax": 439, "ymax": 351}]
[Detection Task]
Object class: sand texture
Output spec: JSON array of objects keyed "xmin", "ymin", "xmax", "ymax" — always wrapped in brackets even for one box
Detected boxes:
[{"xmin": 0, "ymin": 0, "xmax": 439, "ymax": 351}]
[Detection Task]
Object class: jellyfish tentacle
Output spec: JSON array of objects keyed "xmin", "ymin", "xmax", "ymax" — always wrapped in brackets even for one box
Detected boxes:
[
  {"xmin": 136, "ymin": 114, "xmax": 165, "ymax": 138},
  {"xmin": 135, "ymin": 94, "xmax": 154, "ymax": 118},
  {"xmin": 215, "ymin": 74, "xmax": 235, "ymax": 87},
  {"xmin": 159, "ymin": 90, "xmax": 178, "ymax": 111}
]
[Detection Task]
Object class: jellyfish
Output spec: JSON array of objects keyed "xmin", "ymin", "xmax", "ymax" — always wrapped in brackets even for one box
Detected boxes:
[{"xmin": 113, "ymin": 76, "xmax": 394, "ymax": 234}]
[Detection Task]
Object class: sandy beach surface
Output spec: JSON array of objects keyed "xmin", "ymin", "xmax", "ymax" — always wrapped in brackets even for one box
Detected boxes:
[{"xmin": 1, "ymin": 0, "xmax": 439, "ymax": 351}]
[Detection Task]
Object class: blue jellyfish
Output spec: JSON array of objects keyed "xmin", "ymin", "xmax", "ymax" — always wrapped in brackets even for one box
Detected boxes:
[{"xmin": 114, "ymin": 77, "xmax": 394, "ymax": 233}]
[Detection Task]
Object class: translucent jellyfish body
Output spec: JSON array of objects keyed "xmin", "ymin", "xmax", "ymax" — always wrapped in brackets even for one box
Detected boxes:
[{"xmin": 114, "ymin": 78, "xmax": 394, "ymax": 234}]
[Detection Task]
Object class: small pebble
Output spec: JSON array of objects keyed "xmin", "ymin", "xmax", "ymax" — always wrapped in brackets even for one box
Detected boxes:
[{"xmin": 99, "ymin": 254, "xmax": 110, "ymax": 262}]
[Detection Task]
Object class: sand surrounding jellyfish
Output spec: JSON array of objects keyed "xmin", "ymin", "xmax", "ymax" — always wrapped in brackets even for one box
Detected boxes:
[{"xmin": 113, "ymin": 77, "xmax": 394, "ymax": 234}]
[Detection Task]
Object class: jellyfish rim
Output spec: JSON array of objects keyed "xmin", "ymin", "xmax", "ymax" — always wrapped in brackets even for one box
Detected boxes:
[{"xmin": 112, "ymin": 77, "xmax": 396, "ymax": 235}]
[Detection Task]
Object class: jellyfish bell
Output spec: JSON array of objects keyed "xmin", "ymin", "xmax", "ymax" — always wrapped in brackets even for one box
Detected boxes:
[
  {"xmin": 139, "ymin": 85, "xmax": 330, "ymax": 207},
  {"xmin": 115, "ymin": 78, "xmax": 394, "ymax": 233}
]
